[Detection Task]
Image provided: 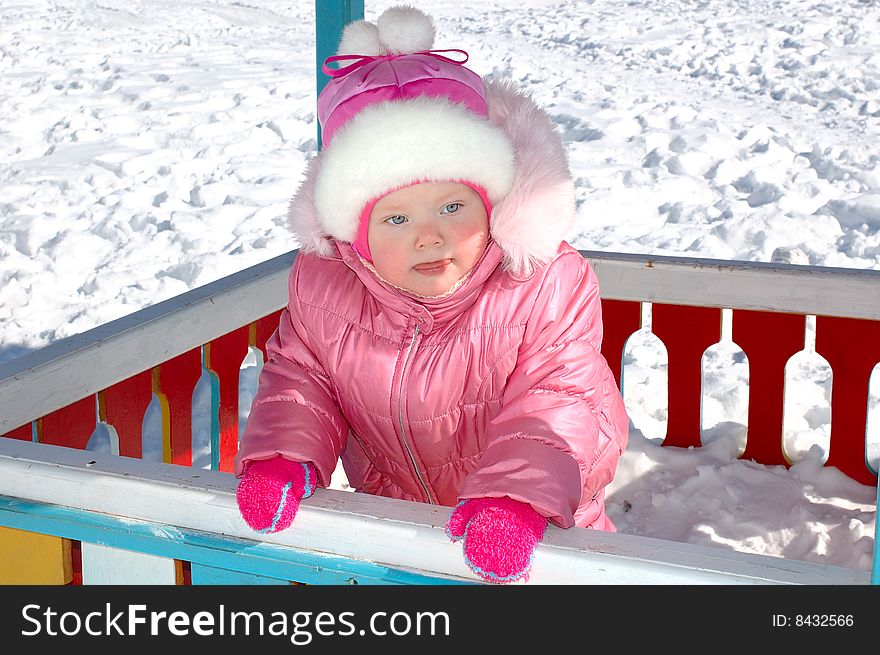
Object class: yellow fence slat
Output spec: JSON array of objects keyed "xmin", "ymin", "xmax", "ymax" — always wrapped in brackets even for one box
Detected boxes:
[{"xmin": 0, "ymin": 526, "xmax": 72, "ymax": 584}]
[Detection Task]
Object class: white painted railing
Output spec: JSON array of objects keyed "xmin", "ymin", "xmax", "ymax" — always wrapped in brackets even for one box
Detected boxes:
[
  {"xmin": 0, "ymin": 438, "xmax": 868, "ymax": 584},
  {"xmin": 591, "ymin": 251, "xmax": 880, "ymax": 319}
]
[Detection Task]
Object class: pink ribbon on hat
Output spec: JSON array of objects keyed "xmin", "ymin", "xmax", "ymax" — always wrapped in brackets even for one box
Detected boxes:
[{"xmin": 322, "ymin": 49, "xmax": 471, "ymax": 78}]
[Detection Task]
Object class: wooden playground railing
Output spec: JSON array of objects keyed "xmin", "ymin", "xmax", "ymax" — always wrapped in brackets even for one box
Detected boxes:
[
  {"xmin": 1, "ymin": 249, "xmax": 878, "ymax": 584},
  {"xmin": 0, "ymin": 436, "xmax": 867, "ymax": 585}
]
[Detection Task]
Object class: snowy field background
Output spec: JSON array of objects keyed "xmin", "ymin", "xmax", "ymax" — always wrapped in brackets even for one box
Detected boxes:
[{"xmin": 1, "ymin": 0, "xmax": 878, "ymax": 572}]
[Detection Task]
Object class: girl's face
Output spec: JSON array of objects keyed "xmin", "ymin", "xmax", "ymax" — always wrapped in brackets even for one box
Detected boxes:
[{"xmin": 367, "ymin": 182, "xmax": 489, "ymax": 296}]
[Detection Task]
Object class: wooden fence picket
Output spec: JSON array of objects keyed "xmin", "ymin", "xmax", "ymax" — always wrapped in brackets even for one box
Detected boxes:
[
  {"xmin": 815, "ymin": 316, "xmax": 880, "ymax": 485},
  {"xmin": 153, "ymin": 348, "xmax": 202, "ymax": 466},
  {"xmin": 652, "ymin": 304, "xmax": 722, "ymax": 448},
  {"xmin": 733, "ymin": 310, "xmax": 807, "ymax": 467},
  {"xmin": 101, "ymin": 369, "xmax": 153, "ymax": 458},
  {"xmin": 205, "ymin": 326, "xmax": 250, "ymax": 472}
]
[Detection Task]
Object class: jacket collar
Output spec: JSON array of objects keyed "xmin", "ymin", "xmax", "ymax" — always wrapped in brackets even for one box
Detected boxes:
[{"xmin": 337, "ymin": 239, "xmax": 504, "ymax": 332}]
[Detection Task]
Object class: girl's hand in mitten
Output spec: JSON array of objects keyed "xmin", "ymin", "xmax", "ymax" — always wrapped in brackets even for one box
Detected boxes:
[
  {"xmin": 236, "ymin": 455, "xmax": 316, "ymax": 533},
  {"xmin": 446, "ymin": 497, "xmax": 548, "ymax": 583}
]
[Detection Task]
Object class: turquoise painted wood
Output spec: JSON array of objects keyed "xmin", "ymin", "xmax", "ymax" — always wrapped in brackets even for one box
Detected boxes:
[
  {"xmin": 0, "ymin": 495, "xmax": 471, "ymax": 585},
  {"xmin": 874, "ymin": 484, "xmax": 880, "ymax": 584},
  {"xmin": 315, "ymin": 0, "xmax": 364, "ymax": 149},
  {"xmin": 191, "ymin": 563, "xmax": 290, "ymax": 585}
]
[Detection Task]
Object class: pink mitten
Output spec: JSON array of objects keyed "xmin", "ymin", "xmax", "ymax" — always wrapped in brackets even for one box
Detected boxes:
[
  {"xmin": 236, "ymin": 456, "xmax": 316, "ymax": 533},
  {"xmin": 446, "ymin": 497, "xmax": 548, "ymax": 583}
]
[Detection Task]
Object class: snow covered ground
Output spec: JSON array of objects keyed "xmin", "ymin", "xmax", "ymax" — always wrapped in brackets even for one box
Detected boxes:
[{"xmin": 1, "ymin": 0, "xmax": 878, "ymax": 572}]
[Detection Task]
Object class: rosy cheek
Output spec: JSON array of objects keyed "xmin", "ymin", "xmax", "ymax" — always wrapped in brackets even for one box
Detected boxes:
[{"xmin": 462, "ymin": 225, "xmax": 488, "ymax": 252}]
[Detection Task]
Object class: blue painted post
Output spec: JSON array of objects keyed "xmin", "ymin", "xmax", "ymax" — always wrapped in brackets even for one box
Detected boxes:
[
  {"xmin": 190, "ymin": 562, "xmax": 290, "ymax": 585},
  {"xmin": 873, "ymin": 485, "xmax": 880, "ymax": 584},
  {"xmin": 315, "ymin": 0, "xmax": 365, "ymax": 150}
]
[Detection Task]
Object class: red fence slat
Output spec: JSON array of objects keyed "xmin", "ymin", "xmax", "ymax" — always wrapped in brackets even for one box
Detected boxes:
[
  {"xmin": 600, "ymin": 299, "xmax": 641, "ymax": 390},
  {"xmin": 38, "ymin": 396, "xmax": 96, "ymax": 450},
  {"xmin": 101, "ymin": 370, "xmax": 153, "ymax": 458},
  {"xmin": 815, "ymin": 315, "xmax": 880, "ymax": 486},
  {"xmin": 154, "ymin": 348, "xmax": 202, "ymax": 466},
  {"xmin": 206, "ymin": 326, "xmax": 250, "ymax": 473},
  {"xmin": 2, "ymin": 424, "xmax": 33, "ymax": 441},
  {"xmin": 652, "ymin": 304, "xmax": 722, "ymax": 449},
  {"xmin": 733, "ymin": 310, "xmax": 805, "ymax": 467}
]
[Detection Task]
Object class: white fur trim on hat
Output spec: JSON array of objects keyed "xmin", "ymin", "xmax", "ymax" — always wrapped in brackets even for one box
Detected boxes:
[
  {"xmin": 483, "ymin": 78, "xmax": 577, "ymax": 278},
  {"xmin": 314, "ymin": 97, "xmax": 516, "ymax": 243}
]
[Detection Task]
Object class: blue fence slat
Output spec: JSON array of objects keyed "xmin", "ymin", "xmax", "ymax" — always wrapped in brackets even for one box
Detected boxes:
[{"xmin": 873, "ymin": 485, "xmax": 880, "ymax": 584}]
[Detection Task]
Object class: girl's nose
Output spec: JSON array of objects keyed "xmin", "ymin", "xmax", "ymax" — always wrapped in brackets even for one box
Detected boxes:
[{"xmin": 415, "ymin": 222, "xmax": 443, "ymax": 250}]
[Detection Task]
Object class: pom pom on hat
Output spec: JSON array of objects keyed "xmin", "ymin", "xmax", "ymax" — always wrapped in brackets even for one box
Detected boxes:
[
  {"xmin": 376, "ymin": 5, "xmax": 435, "ymax": 54},
  {"xmin": 337, "ymin": 20, "xmax": 381, "ymax": 56},
  {"xmin": 336, "ymin": 6, "xmax": 436, "ymax": 57}
]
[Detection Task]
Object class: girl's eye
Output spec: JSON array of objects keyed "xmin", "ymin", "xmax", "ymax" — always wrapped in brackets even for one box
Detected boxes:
[
  {"xmin": 440, "ymin": 202, "xmax": 462, "ymax": 215},
  {"xmin": 385, "ymin": 215, "xmax": 408, "ymax": 225}
]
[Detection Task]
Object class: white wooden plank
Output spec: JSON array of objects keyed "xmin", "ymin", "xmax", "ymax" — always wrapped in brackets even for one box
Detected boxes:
[
  {"xmin": 0, "ymin": 439, "xmax": 869, "ymax": 585},
  {"xmin": 81, "ymin": 542, "xmax": 177, "ymax": 585},
  {"xmin": 582, "ymin": 250, "xmax": 880, "ymax": 319}
]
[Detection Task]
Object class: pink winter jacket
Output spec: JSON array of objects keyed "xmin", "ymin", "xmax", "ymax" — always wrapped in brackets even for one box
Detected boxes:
[{"xmin": 234, "ymin": 78, "xmax": 630, "ymax": 529}]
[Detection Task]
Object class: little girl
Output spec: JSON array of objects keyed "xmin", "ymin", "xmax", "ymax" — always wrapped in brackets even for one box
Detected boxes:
[{"xmin": 234, "ymin": 6, "xmax": 629, "ymax": 583}]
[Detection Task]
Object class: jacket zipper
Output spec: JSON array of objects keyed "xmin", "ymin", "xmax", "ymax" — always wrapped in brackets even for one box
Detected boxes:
[{"xmin": 398, "ymin": 323, "xmax": 434, "ymax": 504}]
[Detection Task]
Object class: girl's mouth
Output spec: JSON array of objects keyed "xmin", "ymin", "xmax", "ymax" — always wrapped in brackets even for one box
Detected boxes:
[{"xmin": 412, "ymin": 259, "xmax": 452, "ymax": 275}]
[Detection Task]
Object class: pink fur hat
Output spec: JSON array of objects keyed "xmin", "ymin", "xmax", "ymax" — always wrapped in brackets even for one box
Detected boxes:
[
  {"xmin": 312, "ymin": 6, "xmax": 516, "ymax": 257},
  {"xmin": 291, "ymin": 6, "xmax": 578, "ymax": 279}
]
